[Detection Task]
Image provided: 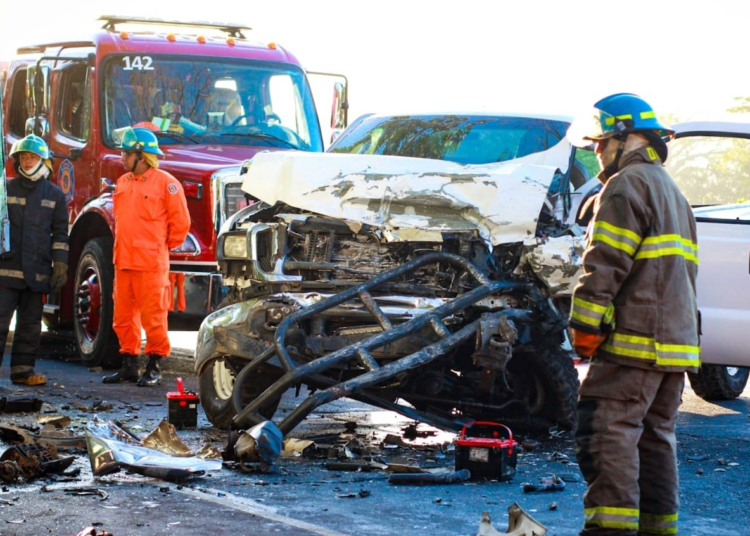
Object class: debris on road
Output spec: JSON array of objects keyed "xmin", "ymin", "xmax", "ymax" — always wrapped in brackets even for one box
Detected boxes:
[
  {"xmin": 85, "ymin": 416, "xmax": 221, "ymax": 481},
  {"xmin": 62, "ymin": 487, "xmax": 110, "ymax": 501},
  {"xmin": 0, "ymin": 396, "xmax": 43, "ymax": 413},
  {"xmin": 74, "ymin": 526, "xmax": 114, "ymax": 536},
  {"xmin": 477, "ymin": 503, "xmax": 547, "ymax": 536},
  {"xmin": 388, "ymin": 468, "xmax": 471, "ymax": 485},
  {"xmin": 0, "ymin": 443, "xmax": 75, "ymax": 483},
  {"xmin": 141, "ymin": 420, "xmax": 193, "ymax": 457},
  {"xmin": 522, "ymin": 475, "xmax": 566, "ymax": 493},
  {"xmin": 230, "ymin": 421, "xmax": 283, "ymax": 470}
]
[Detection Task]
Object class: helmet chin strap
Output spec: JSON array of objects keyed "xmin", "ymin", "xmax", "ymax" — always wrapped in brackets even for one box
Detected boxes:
[
  {"xmin": 602, "ymin": 136, "xmax": 627, "ymax": 180},
  {"xmin": 18, "ymin": 160, "xmax": 49, "ymax": 181},
  {"xmin": 128, "ymin": 152, "xmax": 142, "ymax": 173}
]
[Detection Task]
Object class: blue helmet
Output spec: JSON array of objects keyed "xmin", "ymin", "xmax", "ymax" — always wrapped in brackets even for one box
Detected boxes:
[
  {"xmin": 118, "ymin": 126, "xmax": 165, "ymax": 156},
  {"xmin": 10, "ymin": 134, "xmax": 50, "ymax": 160},
  {"xmin": 567, "ymin": 93, "xmax": 674, "ymax": 148}
]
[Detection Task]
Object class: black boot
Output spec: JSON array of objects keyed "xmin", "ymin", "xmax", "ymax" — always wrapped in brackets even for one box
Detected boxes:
[
  {"xmin": 137, "ymin": 355, "xmax": 162, "ymax": 387},
  {"xmin": 102, "ymin": 354, "xmax": 140, "ymax": 384}
]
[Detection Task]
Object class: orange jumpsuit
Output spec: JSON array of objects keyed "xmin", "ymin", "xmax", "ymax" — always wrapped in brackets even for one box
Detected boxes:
[{"xmin": 112, "ymin": 167, "xmax": 190, "ymax": 357}]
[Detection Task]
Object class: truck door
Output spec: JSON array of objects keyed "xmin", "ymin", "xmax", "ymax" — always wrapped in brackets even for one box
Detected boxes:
[
  {"xmin": 0, "ymin": 83, "xmax": 8, "ymax": 255},
  {"xmin": 48, "ymin": 60, "xmax": 93, "ymax": 222}
]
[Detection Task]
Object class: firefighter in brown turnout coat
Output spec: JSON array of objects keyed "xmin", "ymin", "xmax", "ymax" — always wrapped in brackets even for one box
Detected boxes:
[{"xmin": 567, "ymin": 93, "xmax": 699, "ymax": 536}]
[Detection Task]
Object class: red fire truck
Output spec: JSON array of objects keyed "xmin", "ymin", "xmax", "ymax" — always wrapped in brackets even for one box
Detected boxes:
[{"xmin": 1, "ymin": 16, "xmax": 347, "ymax": 367}]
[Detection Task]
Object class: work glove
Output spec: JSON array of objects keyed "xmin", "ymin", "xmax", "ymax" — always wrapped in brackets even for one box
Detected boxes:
[
  {"xmin": 50, "ymin": 262, "xmax": 68, "ymax": 292},
  {"xmin": 571, "ymin": 328, "xmax": 607, "ymax": 359}
]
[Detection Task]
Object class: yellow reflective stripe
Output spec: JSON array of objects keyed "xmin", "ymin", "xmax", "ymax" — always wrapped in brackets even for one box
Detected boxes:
[
  {"xmin": 646, "ymin": 147, "xmax": 659, "ymax": 160},
  {"xmin": 41, "ymin": 199, "xmax": 56, "ymax": 209},
  {"xmin": 604, "ymin": 114, "xmax": 633, "ymax": 126},
  {"xmin": 571, "ymin": 297, "xmax": 613, "ymax": 327},
  {"xmin": 52, "ymin": 242, "xmax": 69, "ymax": 251},
  {"xmin": 596, "ymin": 221, "xmax": 642, "ymax": 243},
  {"xmin": 592, "ymin": 221, "xmax": 642, "ymax": 257},
  {"xmin": 635, "ymin": 234, "xmax": 699, "ymax": 264},
  {"xmin": 0, "ymin": 269, "xmax": 24, "ymax": 279},
  {"xmin": 585, "ymin": 506, "xmax": 639, "ymax": 530},
  {"xmin": 603, "ymin": 333, "xmax": 700, "ymax": 368},
  {"xmin": 7, "ymin": 196, "xmax": 26, "ymax": 206},
  {"xmin": 640, "ymin": 111, "xmax": 656, "ymax": 120},
  {"xmin": 640, "ymin": 512, "xmax": 678, "ymax": 535}
]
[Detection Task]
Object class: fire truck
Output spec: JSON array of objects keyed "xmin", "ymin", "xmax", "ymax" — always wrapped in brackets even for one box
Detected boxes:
[{"xmin": 1, "ymin": 16, "xmax": 347, "ymax": 367}]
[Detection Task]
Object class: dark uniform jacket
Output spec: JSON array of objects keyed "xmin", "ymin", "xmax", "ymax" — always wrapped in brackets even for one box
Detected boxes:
[
  {"xmin": 569, "ymin": 146, "xmax": 700, "ymax": 373},
  {"xmin": 0, "ymin": 176, "xmax": 69, "ymax": 293}
]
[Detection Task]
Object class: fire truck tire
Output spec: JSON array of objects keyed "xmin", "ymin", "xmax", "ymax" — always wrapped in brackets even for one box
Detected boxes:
[
  {"xmin": 199, "ymin": 357, "xmax": 283, "ymax": 429},
  {"xmin": 73, "ymin": 237, "xmax": 121, "ymax": 369}
]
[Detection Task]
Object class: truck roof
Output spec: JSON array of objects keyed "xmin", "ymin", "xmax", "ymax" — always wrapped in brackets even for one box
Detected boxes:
[{"xmin": 14, "ymin": 15, "xmax": 301, "ymax": 66}]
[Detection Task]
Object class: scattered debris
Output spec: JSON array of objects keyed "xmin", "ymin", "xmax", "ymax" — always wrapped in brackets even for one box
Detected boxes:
[
  {"xmin": 557, "ymin": 472, "xmax": 582, "ymax": 483},
  {"xmin": 75, "ymin": 526, "xmax": 113, "ymax": 536},
  {"xmin": 686, "ymin": 454, "xmax": 711, "ymax": 462},
  {"xmin": 548, "ymin": 502, "xmax": 558, "ymax": 511},
  {"xmin": 477, "ymin": 503, "xmax": 547, "ymax": 535},
  {"xmin": 0, "ymin": 443, "xmax": 74, "ymax": 483},
  {"xmin": 85, "ymin": 416, "xmax": 221, "ymax": 481},
  {"xmin": 521, "ymin": 439, "xmax": 539, "ymax": 452},
  {"xmin": 232, "ymin": 421, "xmax": 284, "ymax": 469},
  {"xmin": 388, "ymin": 468, "xmax": 471, "ymax": 485},
  {"xmin": 194, "ymin": 444, "xmax": 222, "ymax": 460},
  {"xmin": 38, "ymin": 415, "xmax": 72, "ymax": 428},
  {"xmin": 0, "ymin": 396, "xmax": 43, "ymax": 413},
  {"xmin": 62, "ymin": 487, "xmax": 109, "ymax": 501},
  {"xmin": 141, "ymin": 420, "xmax": 193, "ymax": 457},
  {"xmin": 523, "ymin": 475, "xmax": 566, "ymax": 493},
  {"xmin": 282, "ymin": 438, "xmax": 316, "ymax": 458}
]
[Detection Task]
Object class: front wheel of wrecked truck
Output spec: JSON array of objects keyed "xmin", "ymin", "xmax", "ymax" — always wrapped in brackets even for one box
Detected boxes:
[
  {"xmin": 506, "ymin": 348, "xmax": 580, "ymax": 430},
  {"xmin": 199, "ymin": 357, "xmax": 284, "ymax": 429}
]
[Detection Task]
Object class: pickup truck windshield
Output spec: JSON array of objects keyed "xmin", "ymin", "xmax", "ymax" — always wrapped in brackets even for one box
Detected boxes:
[
  {"xmin": 101, "ymin": 55, "xmax": 322, "ymax": 152},
  {"xmin": 329, "ymin": 115, "xmax": 569, "ymax": 165}
]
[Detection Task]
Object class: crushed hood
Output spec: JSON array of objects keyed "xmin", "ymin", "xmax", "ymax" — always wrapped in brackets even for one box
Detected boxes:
[{"xmin": 240, "ymin": 141, "xmax": 571, "ymax": 245}]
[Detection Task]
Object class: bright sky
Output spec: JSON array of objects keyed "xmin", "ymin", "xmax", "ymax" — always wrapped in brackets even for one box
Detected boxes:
[{"xmin": 0, "ymin": 1, "xmax": 747, "ymax": 124}]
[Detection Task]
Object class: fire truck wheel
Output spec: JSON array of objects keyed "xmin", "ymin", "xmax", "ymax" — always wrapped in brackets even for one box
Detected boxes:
[
  {"xmin": 73, "ymin": 237, "xmax": 121, "ymax": 368},
  {"xmin": 199, "ymin": 357, "xmax": 283, "ymax": 429}
]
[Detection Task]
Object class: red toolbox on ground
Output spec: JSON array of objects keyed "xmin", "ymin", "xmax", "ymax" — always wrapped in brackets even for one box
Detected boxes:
[
  {"xmin": 166, "ymin": 378, "xmax": 199, "ymax": 429},
  {"xmin": 455, "ymin": 421, "xmax": 518, "ymax": 481}
]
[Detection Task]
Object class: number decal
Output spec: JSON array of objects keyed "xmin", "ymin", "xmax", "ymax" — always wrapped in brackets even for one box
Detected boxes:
[{"xmin": 122, "ymin": 56, "xmax": 155, "ymax": 71}]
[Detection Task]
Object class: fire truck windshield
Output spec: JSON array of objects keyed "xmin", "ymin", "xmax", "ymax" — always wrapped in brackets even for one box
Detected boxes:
[{"xmin": 102, "ymin": 54, "xmax": 323, "ymax": 152}]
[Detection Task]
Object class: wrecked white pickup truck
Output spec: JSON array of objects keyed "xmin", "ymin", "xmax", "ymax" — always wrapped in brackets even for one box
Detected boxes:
[{"xmin": 194, "ymin": 116, "xmax": 593, "ymax": 436}]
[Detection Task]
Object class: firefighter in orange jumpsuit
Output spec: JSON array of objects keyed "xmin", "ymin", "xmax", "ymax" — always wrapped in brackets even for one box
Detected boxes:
[{"xmin": 103, "ymin": 127, "xmax": 190, "ymax": 386}]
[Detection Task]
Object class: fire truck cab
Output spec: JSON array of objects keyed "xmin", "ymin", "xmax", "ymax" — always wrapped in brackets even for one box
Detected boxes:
[{"xmin": 2, "ymin": 15, "xmax": 347, "ymax": 367}]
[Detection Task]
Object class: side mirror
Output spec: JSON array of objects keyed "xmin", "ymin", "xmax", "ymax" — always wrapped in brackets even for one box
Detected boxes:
[
  {"xmin": 330, "ymin": 82, "xmax": 348, "ymax": 130},
  {"xmin": 100, "ymin": 177, "xmax": 115, "ymax": 193}
]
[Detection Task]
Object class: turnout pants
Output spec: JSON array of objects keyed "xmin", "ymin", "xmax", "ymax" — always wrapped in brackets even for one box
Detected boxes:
[
  {"xmin": 113, "ymin": 268, "xmax": 172, "ymax": 357},
  {"xmin": 0, "ymin": 286, "xmax": 44, "ymax": 377},
  {"xmin": 575, "ymin": 358, "xmax": 684, "ymax": 536}
]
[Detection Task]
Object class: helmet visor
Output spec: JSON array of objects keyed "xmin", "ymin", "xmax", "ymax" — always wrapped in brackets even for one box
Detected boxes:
[{"xmin": 566, "ymin": 108, "xmax": 620, "ymax": 148}]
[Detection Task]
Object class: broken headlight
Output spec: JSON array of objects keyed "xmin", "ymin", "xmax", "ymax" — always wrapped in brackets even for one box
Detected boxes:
[{"xmin": 221, "ymin": 232, "xmax": 249, "ymax": 259}]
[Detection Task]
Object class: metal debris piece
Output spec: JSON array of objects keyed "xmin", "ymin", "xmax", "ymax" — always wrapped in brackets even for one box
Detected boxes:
[
  {"xmin": 0, "ymin": 443, "xmax": 75, "ymax": 482},
  {"xmin": 686, "ymin": 454, "xmax": 710, "ymax": 462},
  {"xmin": 234, "ymin": 421, "xmax": 283, "ymax": 467},
  {"xmin": 523, "ymin": 475, "xmax": 566, "ymax": 493},
  {"xmin": 385, "ymin": 463, "xmax": 425, "ymax": 474},
  {"xmin": 75, "ymin": 526, "xmax": 113, "ymax": 536},
  {"xmin": 478, "ymin": 503, "xmax": 548, "ymax": 536},
  {"xmin": 521, "ymin": 439, "xmax": 539, "ymax": 452},
  {"xmin": 38, "ymin": 415, "xmax": 72, "ymax": 428},
  {"xmin": 62, "ymin": 487, "xmax": 109, "ymax": 501},
  {"xmin": 0, "ymin": 423, "xmax": 86, "ymax": 451},
  {"xmin": 282, "ymin": 438, "xmax": 316, "ymax": 457},
  {"xmin": 0, "ymin": 396, "xmax": 43, "ymax": 413},
  {"xmin": 324, "ymin": 461, "xmax": 375, "ymax": 472},
  {"xmin": 141, "ymin": 420, "xmax": 193, "ymax": 457},
  {"xmin": 388, "ymin": 468, "xmax": 470, "ymax": 485},
  {"xmin": 85, "ymin": 416, "xmax": 221, "ymax": 481},
  {"xmin": 194, "ymin": 444, "xmax": 222, "ymax": 460}
]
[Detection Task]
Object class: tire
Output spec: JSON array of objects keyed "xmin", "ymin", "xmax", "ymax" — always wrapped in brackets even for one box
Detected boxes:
[
  {"xmin": 688, "ymin": 365, "xmax": 749, "ymax": 401},
  {"xmin": 199, "ymin": 357, "xmax": 284, "ymax": 429},
  {"xmin": 73, "ymin": 237, "xmax": 121, "ymax": 368},
  {"xmin": 507, "ymin": 348, "xmax": 580, "ymax": 430}
]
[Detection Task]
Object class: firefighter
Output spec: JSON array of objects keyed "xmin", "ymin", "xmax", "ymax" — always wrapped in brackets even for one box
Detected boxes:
[
  {"xmin": 0, "ymin": 135, "xmax": 69, "ymax": 386},
  {"xmin": 567, "ymin": 94, "xmax": 699, "ymax": 535},
  {"xmin": 103, "ymin": 127, "xmax": 190, "ymax": 386}
]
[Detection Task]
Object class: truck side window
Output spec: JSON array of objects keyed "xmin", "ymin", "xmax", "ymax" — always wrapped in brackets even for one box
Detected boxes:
[
  {"xmin": 57, "ymin": 65, "xmax": 90, "ymax": 141},
  {"xmin": 8, "ymin": 70, "xmax": 28, "ymax": 137}
]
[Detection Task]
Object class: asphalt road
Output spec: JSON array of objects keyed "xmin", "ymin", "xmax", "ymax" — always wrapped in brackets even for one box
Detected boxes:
[{"xmin": 0, "ymin": 333, "xmax": 747, "ymax": 536}]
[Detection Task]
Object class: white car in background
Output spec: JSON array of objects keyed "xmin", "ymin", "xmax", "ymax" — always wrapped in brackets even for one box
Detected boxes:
[{"xmin": 668, "ymin": 122, "xmax": 750, "ymax": 399}]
